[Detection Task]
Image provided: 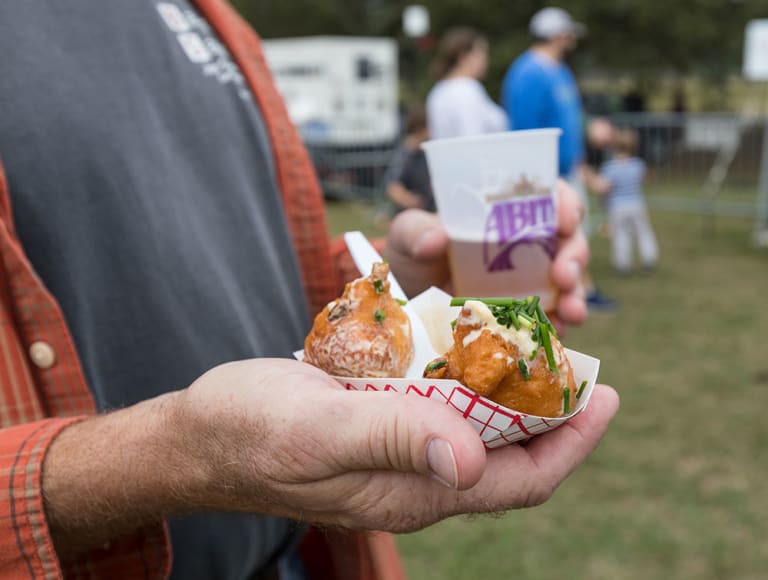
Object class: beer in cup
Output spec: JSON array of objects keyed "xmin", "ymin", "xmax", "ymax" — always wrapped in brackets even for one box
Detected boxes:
[{"xmin": 422, "ymin": 129, "xmax": 561, "ymax": 310}]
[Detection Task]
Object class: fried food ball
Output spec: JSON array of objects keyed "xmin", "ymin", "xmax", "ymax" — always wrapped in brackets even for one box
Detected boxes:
[
  {"xmin": 424, "ymin": 299, "xmax": 576, "ymax": 417},
  {"xmin": 304, "ymin": 262, "xmax": 413, "ymax": 377}
]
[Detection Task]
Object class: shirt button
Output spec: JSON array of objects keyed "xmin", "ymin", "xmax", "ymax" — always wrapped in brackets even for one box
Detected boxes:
[{"xmin": 29, "ymin": 341, "xmax": 56, "ymax": 369}]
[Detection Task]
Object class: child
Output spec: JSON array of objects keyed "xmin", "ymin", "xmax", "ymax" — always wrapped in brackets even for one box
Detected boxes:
[
  {"xmin": 385, "ymin": 106, "xmax": 435, "ymax": 215},
  {"xmin": 585, "ymin": 127, "xmax": 659, "ymax": 274}
]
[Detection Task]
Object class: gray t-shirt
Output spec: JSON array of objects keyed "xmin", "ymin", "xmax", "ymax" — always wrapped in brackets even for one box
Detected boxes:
[
  {"xmin": 0, "ymin": 1, "xmax": 310, "ymax": 578},
  {"xmin": 600, "ymin": 156, "xmax": 647, "ymax": 211}
]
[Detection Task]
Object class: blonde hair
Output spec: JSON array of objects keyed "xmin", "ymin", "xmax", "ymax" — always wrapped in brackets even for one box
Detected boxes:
[{"xmin": 614, "ymin": 128, "xmax": 639, "ymax": 155}]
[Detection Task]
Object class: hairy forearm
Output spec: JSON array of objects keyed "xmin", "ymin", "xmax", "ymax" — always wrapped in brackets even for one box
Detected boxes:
[{"xmin": 41, "ymin": 391, "xmax": 202, "ymax": 559}]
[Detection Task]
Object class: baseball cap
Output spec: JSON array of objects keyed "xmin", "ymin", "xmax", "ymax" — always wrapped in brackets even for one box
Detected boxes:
[{"xmin": 529, "ymin": 7, "xmax": 587, "ymax": 39}]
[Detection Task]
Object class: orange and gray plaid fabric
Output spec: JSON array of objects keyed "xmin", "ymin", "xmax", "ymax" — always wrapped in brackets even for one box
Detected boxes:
[{"xmin": 0, "ymin": 0, "xmax": 403, "ymax": 578}]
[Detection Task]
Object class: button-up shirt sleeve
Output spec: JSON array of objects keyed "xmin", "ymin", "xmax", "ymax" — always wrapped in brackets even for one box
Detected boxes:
[{"xmin": 0, "ymin": 419, "xmax": 171, "ymax": 579}]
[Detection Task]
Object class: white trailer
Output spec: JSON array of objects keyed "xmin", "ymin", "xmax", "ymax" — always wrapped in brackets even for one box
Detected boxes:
[{"xmin": 262, "ymin": 36, "xmax": 399, "ymax": 146}]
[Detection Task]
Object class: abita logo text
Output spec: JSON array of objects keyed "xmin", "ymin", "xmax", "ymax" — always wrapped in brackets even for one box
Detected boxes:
[{"xmin": 483, "ymin": 195, "xmax": 557, "ymax": 272}]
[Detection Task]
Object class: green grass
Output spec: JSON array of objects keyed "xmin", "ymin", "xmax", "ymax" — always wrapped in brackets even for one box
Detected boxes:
[
  {"xmin": 325, "ymin": 198, "xmax": 768, "ymax": 580},
  {"xmin": 324, "ymin": 198, "xmax": 390, "ymax": 239}
]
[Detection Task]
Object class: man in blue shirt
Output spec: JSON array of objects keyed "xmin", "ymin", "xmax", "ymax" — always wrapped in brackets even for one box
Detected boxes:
[
  {"xmin": 502, "ymin": 7, "xmax": 616, "ymax": 310},
  {"xmin": 501, "ymin": 8, "xmax": 583, "ymax": 178}
]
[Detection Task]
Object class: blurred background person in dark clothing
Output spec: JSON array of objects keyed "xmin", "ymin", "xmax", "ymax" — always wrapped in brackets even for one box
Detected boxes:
[{"xmin": 386, "ymin": 105, "xmax": 435, "ymax": 215}]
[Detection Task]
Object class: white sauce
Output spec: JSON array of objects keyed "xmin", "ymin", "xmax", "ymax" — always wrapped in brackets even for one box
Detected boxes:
[
  {"xmin": 554, "ymin": 343, "xmax": 564, "ymax": 366},
  {"xmin": 460, "ymin": 300, "xmax": 539, "ymax": 358}
]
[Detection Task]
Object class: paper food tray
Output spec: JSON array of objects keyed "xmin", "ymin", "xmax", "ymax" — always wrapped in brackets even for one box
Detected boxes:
[
  {"xmin": 297, "ymin": 284, "xmax": 600, "ymax": 448},
  {"xmin": 336, "ymin": 348, "xmax": 598, "ymax": 448}
]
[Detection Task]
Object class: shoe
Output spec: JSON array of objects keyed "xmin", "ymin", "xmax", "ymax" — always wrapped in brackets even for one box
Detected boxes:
[{"xmin": 586, "ymin": 289, "xmax": 618, "ymax": 311}]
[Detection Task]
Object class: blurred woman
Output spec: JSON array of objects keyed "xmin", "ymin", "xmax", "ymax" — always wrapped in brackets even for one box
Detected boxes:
[{"xmin": 426, "ymin": 27, "xmax": 508, "ymax": 139}]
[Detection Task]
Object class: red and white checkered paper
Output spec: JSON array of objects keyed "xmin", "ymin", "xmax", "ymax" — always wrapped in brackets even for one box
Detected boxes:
[{"xmin": 337, "ymin": 348, "xmax": 599, "ymax": 448}]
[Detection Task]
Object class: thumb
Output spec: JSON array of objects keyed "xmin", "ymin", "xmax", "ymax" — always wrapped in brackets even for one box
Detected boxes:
[
  {"xmin": 336, "ymin": 390, "xmax": 487, "ymax": 490},
  {"xmin": 387, "ymin": 209, "xmax": 449, "ymax": 259}
]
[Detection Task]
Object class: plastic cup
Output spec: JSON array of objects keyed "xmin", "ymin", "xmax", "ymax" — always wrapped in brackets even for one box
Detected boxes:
[{"xmin": 421, "ymin": 129, "xmax": 562, "ymax": 310}]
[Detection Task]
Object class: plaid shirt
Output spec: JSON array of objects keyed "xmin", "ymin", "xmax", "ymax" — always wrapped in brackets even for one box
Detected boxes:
[{"xmin": 0, "ymin": 1, "xmax": 399, "ymax": 578}]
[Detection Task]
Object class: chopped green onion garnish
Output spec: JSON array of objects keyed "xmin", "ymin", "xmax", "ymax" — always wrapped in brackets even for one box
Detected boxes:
[
  {"xmin": 450, "ymin": 318, "xmax": 457, "ymax": 330},
  {"xmin": 531, "ymin": 324, "xmax": 541, "ymax": 345},
  {"xmin": 517, "ymin": 359, "xmax": 531, "ymax": 380},
  {"xmin": 517, "ymin": 313, "xmax": 535, "ymax": 328},
  {"xmin": 374, "ymin": 309, "xmax": 386, "ymax": 324},
  {"xmin": 426, "ymin": 360, "xmax": 447, "ymax": 372},
  {"xmin": 563, "ymin": 387, "xmax": 571, "ymax": 414},
  {"xmin": 540, "ymin": 324, "xmax": 559, "ymax": 374},
  {"xmin": 451, "ymin": 297, "xmax": 527, "ymax": 307},
  {"xmin": 373, "ymin": 279, "xmax": 385, "ymax": 294},
  {"xmin": 396, "ymin": 298, "xmax": 407, "ymax": 306},
  {"xmin": 576, "ymin": 380, "xmax": 587, "ymax": 399},
  {"xmin": 449, "ymin": 296, "xmax": 560, "ymax": 363},
  {"xmin": 495, "ymin": 305, "xmax": 521, "ymax": 330}
]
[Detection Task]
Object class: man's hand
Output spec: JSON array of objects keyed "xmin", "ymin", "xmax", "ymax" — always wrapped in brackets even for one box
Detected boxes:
[
  {"xmin": 177, "ymin": 359, "xmax": 618, "ymax": 531},
  {"xmin": 44, "ymin": 358, "xmax": 618, "ymax": 557},
  {"xmin": 382, "ymin": 179, "xmax": 589, "ymax": 328}
]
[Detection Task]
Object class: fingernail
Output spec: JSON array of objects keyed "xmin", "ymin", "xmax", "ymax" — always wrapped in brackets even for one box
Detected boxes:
[
  {"xmin": 426, "ymin": 438, "xmax": 458, "ymax": 489},
  {"xmin": 413, "ymin": 230, "xmax": 433, "ymax": 254},
  {"xmin": 568, "ymin": 260, "xmax": 581, "ymax": 285}
]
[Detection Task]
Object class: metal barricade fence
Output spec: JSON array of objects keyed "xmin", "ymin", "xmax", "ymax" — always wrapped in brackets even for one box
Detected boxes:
[
  {"xmin": 304, "ymin": 140, "xmax": 398, "ymax": 201},
  {"xmin": 607, "ymin": 112, "xmax": 765, "ymax": 219},
  {"xmin": 302, "ymin": 113, "xmax": 767, "ymax": 222}
]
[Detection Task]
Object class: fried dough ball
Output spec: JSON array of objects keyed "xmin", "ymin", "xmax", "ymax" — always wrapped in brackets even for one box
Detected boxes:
[
  {"xmin": 424, "ymin": 300, "xmax": 576, "ymax": 417},
  {"xmin": 304, "ymin": 262, "xmax": 413, "ymax": 377}
]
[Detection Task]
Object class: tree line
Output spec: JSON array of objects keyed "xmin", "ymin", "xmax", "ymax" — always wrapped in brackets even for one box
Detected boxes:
[{"xmin": 233, "ymin": 0, "xmax": 767, "ymax": 107}]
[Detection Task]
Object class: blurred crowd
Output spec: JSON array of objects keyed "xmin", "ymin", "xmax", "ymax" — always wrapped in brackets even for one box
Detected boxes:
[{"xmin": 386, "ymin": 7, "xmax": 660, "ymax": 308}]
